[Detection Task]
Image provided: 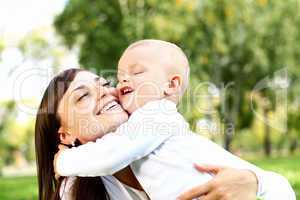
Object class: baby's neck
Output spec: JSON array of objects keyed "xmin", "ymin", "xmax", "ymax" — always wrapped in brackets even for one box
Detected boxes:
[
  {"xmin": 165, "ymin": 95, "xmax": 179, "ymax": 105},
  {"xmin": 127, "ymin": 97, "xmax": 179, "ymax": 116}
]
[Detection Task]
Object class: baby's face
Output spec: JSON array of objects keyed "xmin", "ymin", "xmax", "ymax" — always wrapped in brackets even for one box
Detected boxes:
[{"xmin": 117, "ymin": 46, "xmax": 168, "ymax": 114}]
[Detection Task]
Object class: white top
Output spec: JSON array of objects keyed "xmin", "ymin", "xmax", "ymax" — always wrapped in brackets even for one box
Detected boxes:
[
  {"xmin": 57, "ymin": 99, "xmax": 296, "ymax": 200},
  {"xmin": 59, "ymin": 176, "xmax": 149, "ymax": 200}
]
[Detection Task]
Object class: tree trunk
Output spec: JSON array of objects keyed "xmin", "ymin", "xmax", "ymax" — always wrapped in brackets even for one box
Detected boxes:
[
  {"xmin": 224, "ymin": 131, "xmax": 233, "ymax": 151},
  {"xmin": 289, "ymin": 139, "xmax": 298, "ymax": 154},
  {"xmin": 263, "ymin": 108, "xmax": 272, "ymax": 157},
  {"xmin": 223, "ymin": 117, "xmax": 234, "ymax": 151}
]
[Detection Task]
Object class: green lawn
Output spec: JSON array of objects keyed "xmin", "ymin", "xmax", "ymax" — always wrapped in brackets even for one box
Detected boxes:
[
  {"xmin": 0, "ymin": 176, "xmax": 37, "ymax": 200},
  {"xmin": 0, "ymin": 156, "xmax": 298, "ymax": 200}
]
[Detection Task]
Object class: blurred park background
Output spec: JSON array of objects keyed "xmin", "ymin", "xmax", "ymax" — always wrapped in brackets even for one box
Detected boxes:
[{"xmin": 0, "ymin": 0, "xmax": 299, "ymax": 199}]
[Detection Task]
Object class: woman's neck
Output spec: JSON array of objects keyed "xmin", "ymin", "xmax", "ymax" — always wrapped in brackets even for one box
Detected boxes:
[{"xmin": 113, "ymin": 166, "xmax": 144, "ymax": 191}]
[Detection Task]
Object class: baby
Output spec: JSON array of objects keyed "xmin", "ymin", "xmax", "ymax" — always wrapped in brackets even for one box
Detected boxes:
[{"xmin": 55, "ymin": 40, "xmax": 295, "ymax": 200}]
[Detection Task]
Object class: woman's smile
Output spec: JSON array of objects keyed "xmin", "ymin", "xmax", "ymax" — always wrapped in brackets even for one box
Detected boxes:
[{"xmin": 97, "ymin": 100, "xmax": 123, "ymax": 115}]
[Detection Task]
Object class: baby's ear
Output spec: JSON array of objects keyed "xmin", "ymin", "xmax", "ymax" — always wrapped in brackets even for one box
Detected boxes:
[{"xmin": 164, "ymin": 74, "xmax": 182, "ymax": 96}]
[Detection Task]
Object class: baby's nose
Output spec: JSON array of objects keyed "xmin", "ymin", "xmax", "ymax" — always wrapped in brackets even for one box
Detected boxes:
[{"xmin": 119, "ymin": 73, "xmax": 130, "ymax": 83}]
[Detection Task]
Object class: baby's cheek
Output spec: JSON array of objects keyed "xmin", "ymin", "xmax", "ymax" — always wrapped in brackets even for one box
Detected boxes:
[{"xmin": 136, "ymin": 82, "xmax": 163, "ymax": 100}]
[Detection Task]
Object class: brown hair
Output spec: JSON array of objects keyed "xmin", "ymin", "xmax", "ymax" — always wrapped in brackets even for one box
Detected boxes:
[{"xmin": 35, "ymin": 68, "xmax": 110, "ymax": 200}]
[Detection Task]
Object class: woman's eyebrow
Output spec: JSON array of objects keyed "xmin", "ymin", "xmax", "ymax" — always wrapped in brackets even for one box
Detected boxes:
[
  {"xmin": 72, "ymin": 77, "xmax": 101, "ymax": 93},
  {"xmin": 72, "ymin": 85, "xmax": 87, "ymax": 93},
  {"xmin": 94, "ymin": 77, "xmax": 100, "ymax": 82}
]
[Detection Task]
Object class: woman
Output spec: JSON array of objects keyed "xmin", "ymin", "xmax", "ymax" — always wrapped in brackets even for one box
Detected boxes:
[
  {"xmin": 35, "ymin": 68, "xmax": 290, "ymax": 200},
  {"xmin": 36, "ymin": 68, "xmax": 158, "ymax": 200}
]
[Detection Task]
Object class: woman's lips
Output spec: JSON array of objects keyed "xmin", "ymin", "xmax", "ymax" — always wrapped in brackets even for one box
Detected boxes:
[
  {"xmin": 100, "ymin": 101, "xmax": 120, "ymax": 114},
  {"xmin": 96, "ymin": 100, "xmax": 120, "ymax": 115}
]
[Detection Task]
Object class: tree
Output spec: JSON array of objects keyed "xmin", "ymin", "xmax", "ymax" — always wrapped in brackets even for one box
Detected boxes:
[
  {"xmin": 0, "ymin": 101, "xmax": 16, "ymax": 174},
  {"xmin": 55, "ymin": 0, "xmax": 300, "ymax": 154},
  {"xmin": 0, "ymin": 39, "xmax": 4, "ymax": 54},
  {"xmin": 182, "ymin": 0, "xmax": 300, "ymax": 153},
  {"xmin": 54, "ymin": 0, "xmax": 195, "ymax": 71}
]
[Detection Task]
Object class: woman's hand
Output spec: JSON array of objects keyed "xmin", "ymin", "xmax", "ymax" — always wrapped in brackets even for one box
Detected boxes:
[{"xmin": 177, "ymin": 164, "xmax": 258, "ymax": 200}]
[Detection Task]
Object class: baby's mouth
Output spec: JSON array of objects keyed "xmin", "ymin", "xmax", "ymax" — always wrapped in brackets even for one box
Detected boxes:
[{"xmin": 120, "ymin": 86, "xmax": 134, "ymax": 96}]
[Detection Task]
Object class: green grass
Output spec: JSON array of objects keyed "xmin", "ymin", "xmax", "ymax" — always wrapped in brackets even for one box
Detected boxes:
[
  {"xmin": 0, "ymin": 156, "xmax": 298, "ymax": 200},
  {"xmin": 248, "ymin": 155, "xmax": 300, "ymax": 199},
  {"xmin": 0, "ymin": 176, "xmax": 37, "ymax": 200}
]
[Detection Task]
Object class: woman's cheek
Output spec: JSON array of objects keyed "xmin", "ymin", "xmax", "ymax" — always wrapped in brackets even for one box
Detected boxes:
[{"xmin": 74, "ymin": 117, "xmax": 103, "ymax": 139}]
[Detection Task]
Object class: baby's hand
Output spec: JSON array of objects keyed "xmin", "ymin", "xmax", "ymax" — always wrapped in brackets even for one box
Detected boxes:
[{"xmin": 54, "ymin": 144, "xmax": 69, "ymax": 180}]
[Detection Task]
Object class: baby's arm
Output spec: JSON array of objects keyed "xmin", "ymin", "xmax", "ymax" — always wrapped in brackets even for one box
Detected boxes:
[
  {"xmin": 55, "ymin": 128, "xmax": 170, "ymax": 177},
  {"xmin": 55, "ymin": 109, "xmax": 186, "ymax": 177}
]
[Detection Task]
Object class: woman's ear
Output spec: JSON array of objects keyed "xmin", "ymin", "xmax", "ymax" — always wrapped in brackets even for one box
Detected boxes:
[
  {"xmin": 58, "ymin": 127, "xmax": 75, "ymax": 145},
  {"xmin": 164, "ymin": 74, "xmax": 182, "ymax": 96}
]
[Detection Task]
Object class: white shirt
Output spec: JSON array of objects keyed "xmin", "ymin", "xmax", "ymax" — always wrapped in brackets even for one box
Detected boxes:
[
  {"xmin": 59, "ymin": 176, "xmax": 149, "ymax": 200},
  {"xmin": 57, "ymin": 99, "xmax": 296, "ymax": 200}
]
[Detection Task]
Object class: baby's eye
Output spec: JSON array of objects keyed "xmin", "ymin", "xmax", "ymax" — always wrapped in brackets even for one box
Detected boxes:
[{"xmin": 77, "ymin": 92, "xmax": 89, "ymax": 102}]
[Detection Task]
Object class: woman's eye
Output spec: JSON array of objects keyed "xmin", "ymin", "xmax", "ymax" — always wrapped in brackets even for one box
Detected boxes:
[
  {"xmin": 134, "ymin": 71, "xmax": 144, "ymax": 75},
  {"xmin": 77, "ymin": 92, "xmax": 89, "ymax": 102},
  {"xmin": 102, "ymin": 81, "xmax": 111, "ymax": 87}
]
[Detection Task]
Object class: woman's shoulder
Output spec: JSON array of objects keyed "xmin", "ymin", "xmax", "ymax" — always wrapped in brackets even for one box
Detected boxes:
[
  {"xmin": 59, "ymin": 177, "xmax": 76, "ymax": 200},
  {"xmin": 59, "ymin": 176, "xmax": 148, "ymax": 200}
]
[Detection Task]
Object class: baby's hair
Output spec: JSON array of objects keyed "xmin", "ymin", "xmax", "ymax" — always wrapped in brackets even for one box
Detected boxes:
[
  {"xmin": 125, "ymin": 39, "xmax": 190, "ymax": 94},
  {"xmin": 126, "ymin": 39, "xmax": 188, "ymax": 65}
]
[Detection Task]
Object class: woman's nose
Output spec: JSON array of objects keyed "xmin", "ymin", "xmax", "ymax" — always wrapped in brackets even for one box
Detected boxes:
[
  {"xmin": 98, "ymin": 85, "xmax": 118, "ymax": 98},
  {"xmin": 96, "ymin": 85, "xmax": 109, "ymax": 100},
  {"xmin": 108, "ymin": 87, "xmax": 118, "ymax": 97}
]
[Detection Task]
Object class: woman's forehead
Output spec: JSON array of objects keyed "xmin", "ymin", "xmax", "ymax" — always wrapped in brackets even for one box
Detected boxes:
[{"xmin": 70, "ymin": 71, "xmax": 106, "ymax": 89}]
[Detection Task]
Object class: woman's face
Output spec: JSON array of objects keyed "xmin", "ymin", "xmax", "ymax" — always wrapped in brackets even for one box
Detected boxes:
[{"xmin": 57, "ymin": 71, "xmax": 128, "ymax": 143}]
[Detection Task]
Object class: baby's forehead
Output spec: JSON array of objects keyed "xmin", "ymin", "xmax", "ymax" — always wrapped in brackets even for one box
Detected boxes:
[
  {"xmin": 119, "ymin": 44, "xmax": 175, "ymax": 65},
  {"xmin": 128, "ymin": 42, "xmax": 176, "ymax": 55}
]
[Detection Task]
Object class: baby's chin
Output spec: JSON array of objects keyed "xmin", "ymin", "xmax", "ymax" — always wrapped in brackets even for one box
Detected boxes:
[
  {"xmin": 120, "ymin": 102, "xmax": 139, "ymax": 115},
  {"xmin": 122, "ymin": 99, "xmax": 159, "ymax": 114}
]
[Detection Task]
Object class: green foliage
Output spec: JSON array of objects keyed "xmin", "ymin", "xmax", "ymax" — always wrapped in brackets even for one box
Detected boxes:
[
  {"xmin": 54, "ymin": 0, "xmax": 196, "ymax": 70},
  {"xmin": 0, "ymin": 101, "xmax": 35, "ymax": 168},
  {"xmin": 19, "ymin": 31, "xmax": 50, "ymax": 60},
  {"xmin": 0, "ymin": 39, "xmax": 4, "ymax": 54},
  {"xmin": 54, "ymin": 0, "xmax": 300, "ymax": 151},
  {"xmin": 0, "ymin": 101, "xmax": 16, "ymax": 134},
  {"xmin": 54, "ymin": 0, "xmax": 127, "ymax": 69}
]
